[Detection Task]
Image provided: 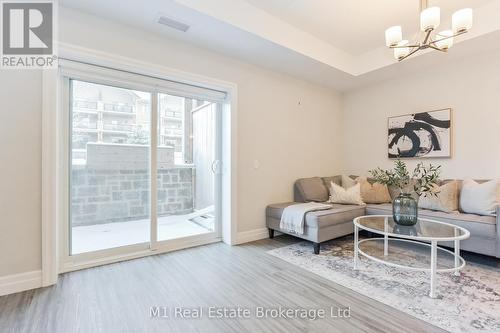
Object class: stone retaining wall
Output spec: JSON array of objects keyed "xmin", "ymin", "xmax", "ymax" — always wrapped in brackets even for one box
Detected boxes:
[
  {"xmin": 71, "ymin": 143, "xmax": 194, "ymax": 226},
  {"xmin": 71, "ymin": 166, "xmax": 194, "ymax": 226}
]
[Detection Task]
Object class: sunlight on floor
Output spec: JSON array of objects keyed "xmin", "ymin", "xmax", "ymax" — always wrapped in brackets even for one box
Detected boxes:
[{"xmin": 71, "ymin": 207, "xmax": 214, "ymax": 254}]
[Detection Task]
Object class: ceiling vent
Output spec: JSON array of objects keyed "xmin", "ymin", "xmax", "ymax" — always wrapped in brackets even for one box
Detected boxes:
[{"xmin": 157, "ymin": 15, "xmax": 190, "ymax": 32}]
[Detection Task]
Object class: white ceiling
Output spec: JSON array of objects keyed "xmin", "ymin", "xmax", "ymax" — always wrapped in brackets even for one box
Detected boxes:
[
  {"xmin": 244, "ymin": 0, "xmax": 493, "ymax": 55},
  {"xmin": 59, "ymin": 0, "xmax": 500, "ymax": 91}
]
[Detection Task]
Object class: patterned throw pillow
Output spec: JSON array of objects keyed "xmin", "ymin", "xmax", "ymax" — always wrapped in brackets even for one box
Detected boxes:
[
  {"xmin": 419, "ymin": 181, "xmax": 459, "ymax": 213},
  {"xmin": 355, "ymin": 177, "xmax": 392, "ymax": 204},
  {"xmin": 329, "ymin": 181, "xmax": 364, "ymax": 205}
]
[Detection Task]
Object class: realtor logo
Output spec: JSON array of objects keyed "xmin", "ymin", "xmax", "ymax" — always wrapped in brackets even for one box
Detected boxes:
[{"xmin": 1, "ymin": 1, "xmax": 57, "ymax": 68}]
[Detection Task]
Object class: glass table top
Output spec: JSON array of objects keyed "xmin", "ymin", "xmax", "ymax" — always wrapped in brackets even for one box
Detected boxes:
[{"xmin": 354, "ymin": 215, "xmax": 470, "ymax": 241}]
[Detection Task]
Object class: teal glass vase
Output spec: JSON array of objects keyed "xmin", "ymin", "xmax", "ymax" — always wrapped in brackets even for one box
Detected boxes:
[{"xmin": 392, "ymin": 193, "xmax": 418, "ymax": 226}]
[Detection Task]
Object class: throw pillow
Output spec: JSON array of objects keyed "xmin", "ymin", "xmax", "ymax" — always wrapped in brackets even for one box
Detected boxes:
[
  {"xmin": 387, "ymin": 185, "xmax": 401, "ymax": 201},
  {"xmin": 355, "ymin": 177, "xmax": 391, "ymax": 204},
  {"xmin": 295, "ymin": 177, "xmax": 329, "ymax": 202},
  {"xmin": 387, "ymin": 179, "xmax": 418, "ymax": 200},
  {"xmin": 329, "ymin": 181, "xmax": 364, "ymax": 205},
  {"xmin": 419, "ymin": 181, "xmax": 459, "ymax": 213},
  {"xmin": 460, "ymin": 179, "xmax": 499, "ymax": 216},
  {"xmin": 341, "ymin": 175, "xmax": 356, "ymax": 189}
]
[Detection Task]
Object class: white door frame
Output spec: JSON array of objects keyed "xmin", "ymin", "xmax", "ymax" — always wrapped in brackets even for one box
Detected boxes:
[{"xmin": 41, "ymin": 43, "xmax": 238, "ymax": 283}]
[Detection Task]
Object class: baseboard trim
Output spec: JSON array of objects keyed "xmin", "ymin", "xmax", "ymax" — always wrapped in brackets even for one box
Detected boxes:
[
  {"xmin": 236, "ymin": 227, "xmax": 270, "ymax": 244},
  {"xmin": 0, "ymin": 270, "xmax": 42, "ymax": 297}
]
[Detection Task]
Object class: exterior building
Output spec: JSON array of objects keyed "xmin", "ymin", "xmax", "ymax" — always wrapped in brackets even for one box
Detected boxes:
[{"xmin": 71, "ymin": 81, "xmax": 193, "ymax": 165}]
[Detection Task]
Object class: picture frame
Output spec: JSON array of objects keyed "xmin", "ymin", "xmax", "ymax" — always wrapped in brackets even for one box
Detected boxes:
[{"xmin": 388, "ymin": 108, "xmax": 452, "ymax": 159}]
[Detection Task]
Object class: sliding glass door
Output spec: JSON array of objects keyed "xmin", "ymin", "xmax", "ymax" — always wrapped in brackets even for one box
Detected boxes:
[
  {"xmin": 155, "ymin": 93, "xmax": 220, "ymax": 243},
  {"xmin": 67, "ymin": 77, "xmax": 221, "ymax": 259}
]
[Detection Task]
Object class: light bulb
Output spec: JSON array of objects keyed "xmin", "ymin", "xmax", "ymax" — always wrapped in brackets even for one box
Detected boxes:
[
  {"xmin": 420, "ymin": 7, "xmax": 440, "ymax": 32},
  {"xmin": 385, "ymin": 26, "xmax": 402, "ymax": 47},
  {"xmin": 452, "ymin": 8, "xmax": 473, "ymax": 33}
]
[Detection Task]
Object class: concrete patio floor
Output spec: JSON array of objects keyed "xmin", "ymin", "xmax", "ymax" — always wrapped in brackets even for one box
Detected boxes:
[{"xmin": 71, "ymin": 207, "xmax": 215, "ymax": 254}]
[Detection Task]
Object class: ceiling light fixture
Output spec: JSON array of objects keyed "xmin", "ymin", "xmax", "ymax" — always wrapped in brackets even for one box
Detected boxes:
[{"xmin": 385, "ymin": 0, "xmax": 472, "ymax": 61}]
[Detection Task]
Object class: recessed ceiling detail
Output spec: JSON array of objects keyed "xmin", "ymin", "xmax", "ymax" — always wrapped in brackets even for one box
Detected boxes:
[
  {"xmin": 60, "ymin": 0, "xmax": 500, "ymax": 90},
  {"xmin": 176, "ymin": 0, "xmax": 500, "ymax": 75}
]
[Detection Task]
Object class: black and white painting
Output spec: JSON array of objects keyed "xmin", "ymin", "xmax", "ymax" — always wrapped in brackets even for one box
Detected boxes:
[{"xmin": 388, "ymin": 109, "xmax": 451, "ymax": 158}]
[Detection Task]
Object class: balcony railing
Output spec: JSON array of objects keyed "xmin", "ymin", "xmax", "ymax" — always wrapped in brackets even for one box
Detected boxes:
[
  {"xmin": 103, "ymin": 123, "xmax": 135, "ymax": 131},
  {"xmin": 103, "ymin": 103, "xmax": 134, "ymax": 113}
]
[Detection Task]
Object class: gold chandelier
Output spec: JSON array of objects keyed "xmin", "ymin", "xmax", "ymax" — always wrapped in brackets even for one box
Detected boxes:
[{"xmin": 385, "ymin": 0, "xmax": 473, "ymax": 61}]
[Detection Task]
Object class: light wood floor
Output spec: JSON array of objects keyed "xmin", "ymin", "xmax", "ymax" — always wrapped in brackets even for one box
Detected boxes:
[{"xmin": 0, "ymin": 235, "xmax": 449, "ymax": 333}]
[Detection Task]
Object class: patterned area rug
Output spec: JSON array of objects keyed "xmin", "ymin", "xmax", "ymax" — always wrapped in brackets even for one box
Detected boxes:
[{"xmin": 267, "ymin": 237, "xmax": 500, "ymax": 333}]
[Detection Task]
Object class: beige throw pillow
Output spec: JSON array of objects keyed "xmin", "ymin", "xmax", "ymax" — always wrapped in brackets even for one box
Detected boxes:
[
  {"xmin": 355, "ymin": 177, "xmax": 391, "ymax": 204},
  {"xmin": 419, "ymin": 181, "xmax": 459, "ymax": 213},
  {"xmin": 460, "ymin": 179, "xmax": 499, "ymax": 216},
  {"xmin": 329, "ymin": 182, "xmax": 364, "ymax": 205}
]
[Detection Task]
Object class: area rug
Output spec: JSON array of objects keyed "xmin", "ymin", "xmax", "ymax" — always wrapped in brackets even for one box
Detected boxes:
[{"xmin": 267, "ymin": 237, "xmax": 500, "ymax": 333}]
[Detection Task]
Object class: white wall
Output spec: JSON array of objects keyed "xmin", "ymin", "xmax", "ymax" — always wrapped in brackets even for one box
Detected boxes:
[
  {"xmin": 342, "ymin": 50, "xmax": 500, "ymax": 179},
  {"xmin": 0, "ymin": 8, "xmax": 343, "ymax": 277},
  {"xmin": 0, "ymin": 71, "xmax": 42, "ymax": 276}
]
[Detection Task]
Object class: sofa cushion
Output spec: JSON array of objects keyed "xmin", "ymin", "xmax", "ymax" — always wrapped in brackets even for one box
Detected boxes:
[
  {"xmin": 365, "ymin": 203, "xmax": 496, "ymax": 239},
  {"xmin": 305, "ymin": 204, "xmax": 366, "ymax": 228},
  {"xmin": 295, "ymin": 177, "xmax": 329, "ymax": 202},
  {"xmin": 266, "ymin": 202, "xmax": 365, "ymax": 228},
  {"xmin": 266, "ymin": 202, "xmax": 297, "ymax": 220},
  {"xmin": 341, "ymin": 175, "xmax": 357, "ymax": 189},
  {"xmin": 322, "ymin": 176, "xmax": 342, "ymax": 188}
]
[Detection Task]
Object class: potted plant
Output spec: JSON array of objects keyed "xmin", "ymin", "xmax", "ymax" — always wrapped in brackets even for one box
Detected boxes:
[{"xmin": 369, "ymin": 160, "xmax": 441, "ymax": 226}]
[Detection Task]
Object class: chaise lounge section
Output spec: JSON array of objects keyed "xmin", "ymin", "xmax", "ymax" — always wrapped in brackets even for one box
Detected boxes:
[{"xmin": 266, "ymin": 176, "xmax": 500, "ymax": 257}]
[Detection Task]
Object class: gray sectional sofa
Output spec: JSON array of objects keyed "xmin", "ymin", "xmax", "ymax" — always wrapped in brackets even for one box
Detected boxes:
[{"xmin": 266, "ymin": 176, "xmax": 500, "ymax": 257}]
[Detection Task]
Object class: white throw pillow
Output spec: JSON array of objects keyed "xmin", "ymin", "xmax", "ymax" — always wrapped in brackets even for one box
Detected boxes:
[
  {"xmin": 329, "ymin": 181, "xmax": 364, "ymax": 205},
  {"xmin": 459, "ymin": 179, "xmax": 499, "ymax": 216}
]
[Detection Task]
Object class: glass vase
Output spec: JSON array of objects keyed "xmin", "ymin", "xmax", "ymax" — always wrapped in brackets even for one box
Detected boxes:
[{"xmin": 392, "ymin": 193, "xmax": 418, "ymax": 226}]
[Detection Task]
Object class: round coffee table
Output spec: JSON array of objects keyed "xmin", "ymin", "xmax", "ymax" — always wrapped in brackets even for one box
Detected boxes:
[{"xmin": 353, "ymin": 215, "xmax": 470, "ymax": 298}]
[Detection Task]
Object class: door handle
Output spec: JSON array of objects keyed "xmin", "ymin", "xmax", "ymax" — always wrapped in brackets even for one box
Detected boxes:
[{"xmin": 211, "ymin": 160, "xmax": 221, "ymax": 174}]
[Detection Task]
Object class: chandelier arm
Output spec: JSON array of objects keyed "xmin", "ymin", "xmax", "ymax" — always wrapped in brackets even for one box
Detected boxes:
[
  {"xmin": 428, "ymin": 45, "xmax": 447, "ymax": 52},
  {"xmin": 390, "ymin": 44, "xmax": 420, "ymax": 49},
  {"xmin": 397, "ymin": 46, "xmax": 422, "ymax": 62},
  {"xmin": 423, "ymin": 29, "xmax": 433, "ymax": 44},
  {"xmin": 430, "ymin": 31, "xmax": 467, "ymax": 44}
]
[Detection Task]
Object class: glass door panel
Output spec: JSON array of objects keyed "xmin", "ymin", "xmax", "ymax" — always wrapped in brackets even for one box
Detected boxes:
[
  {"xmin": 69, "ymin": 80, "xmax": 151, "ymax": 254},
  {"xmin": 156, "ymin": 93, "xmax": 218, "ymax": 241}
]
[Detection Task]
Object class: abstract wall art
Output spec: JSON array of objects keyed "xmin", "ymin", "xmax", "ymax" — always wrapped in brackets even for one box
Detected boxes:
[{"xmin": 388, "ymin": 108, "xmax": 452, "ymax": 158}]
